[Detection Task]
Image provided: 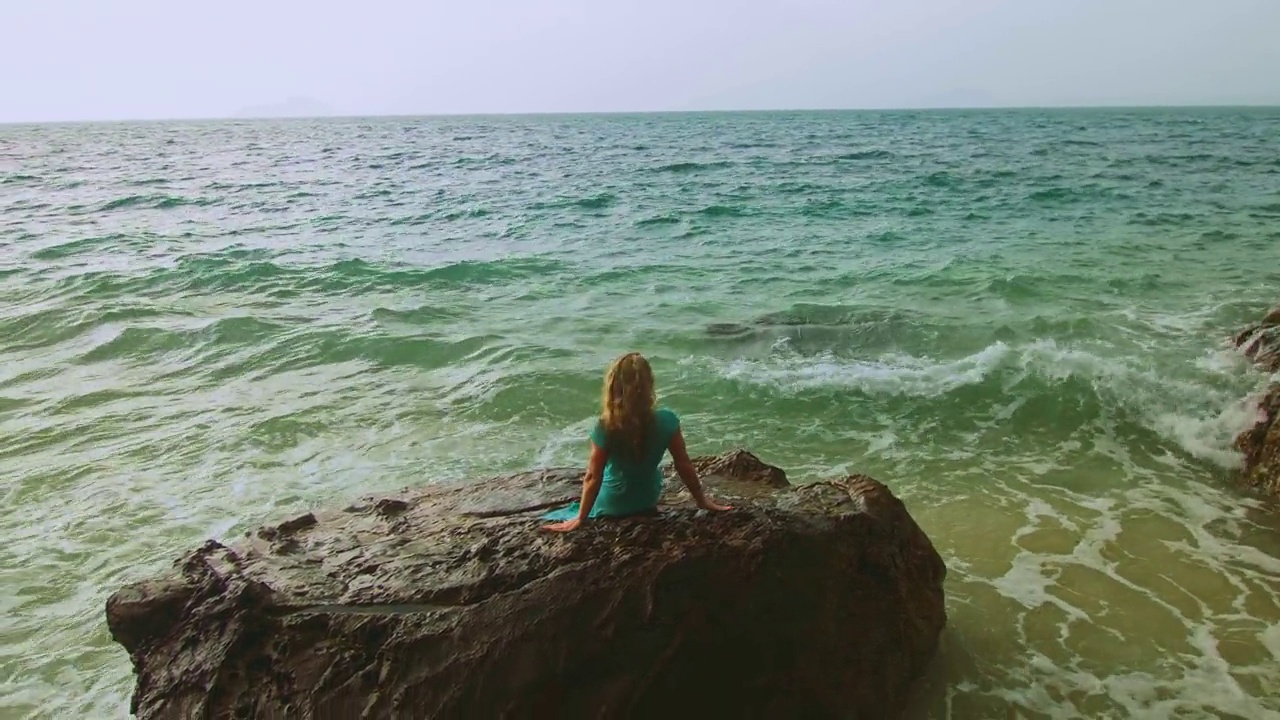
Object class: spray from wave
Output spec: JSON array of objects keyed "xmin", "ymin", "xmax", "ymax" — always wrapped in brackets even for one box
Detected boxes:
[{"xmin": 705, "ymin": 338, "xmax": 1265, "ymax": 470}]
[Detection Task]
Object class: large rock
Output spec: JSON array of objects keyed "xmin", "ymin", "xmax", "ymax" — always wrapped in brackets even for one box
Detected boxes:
[
  {"xmin": 106, "ymin": 450, "xmax": 947, "ymax": 719},
  {"xmin": 1233, "ymin": 305, "xmax": 1280, "ymax": 372},
  {"xmin": 1234, "ymin": 306, "xmax": 1280, "ymax": 499},
  {"xmin": 1235, "ymin": 387, "xmax": 1280, "ymax": 498}
]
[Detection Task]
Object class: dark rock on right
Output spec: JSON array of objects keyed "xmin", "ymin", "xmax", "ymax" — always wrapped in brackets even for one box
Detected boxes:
[
  {"xmin": 1235, "ymin": 389, "xmax": 1280, "ymax": 499},
  {"xmin": 1233, "ymin": 305, "xmax": 1280, "ymax": 499},
  {"xmin": 1233, "ymin": 306, "xmax": 1280, "ymax": 372}
]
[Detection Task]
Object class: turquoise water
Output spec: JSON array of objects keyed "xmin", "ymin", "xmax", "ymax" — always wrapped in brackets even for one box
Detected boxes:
[{"xmin": 2, "ymin": 109, "xmax": 1280, "ymax": 718}]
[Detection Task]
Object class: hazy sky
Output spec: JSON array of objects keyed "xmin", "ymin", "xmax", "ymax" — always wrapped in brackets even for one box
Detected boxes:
[{"xmin": 3, "ymin": 0, "xmax": 1279, "ymax": 121}]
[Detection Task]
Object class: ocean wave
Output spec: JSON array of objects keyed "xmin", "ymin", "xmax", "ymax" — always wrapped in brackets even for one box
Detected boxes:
[
  {"xmin": 203, "ymin": 180, "xmax": 281, "ymax": 192},
  {"xmin": 772, "ymin": 181, "xmax": 825, "ymax": 195},
  {"xmin": 1150, "ymin": 396, "xmax": 1265, "ymax": 469},
  {"xmin": 748, "ymin": 303, "xmax": 924, "ymax": 328},
  {"xmin": 866, "ymin": 230, "xmax": 907, "ymax": 244},
  {"xmin": 74, "ymin": 325, "xmax": 212, "ymax": 365},
  {"xmin": 697, "ymin": 204, "xmax": 751, "ymax": 217},
  {"xmin": 635, "ymin": 213, "xmax": 682, "ymax": 227},
  {"xmin": 29, "ymin": 234, "xmax": 135, "ymax": 261},
  {"xmin": 370, "ymin": 305, "xmax": 470, "ymax": 327},
  {"xmin": 704, "ymin": 338, "xmax": 1262, "ymax": 470},
  {"xmin": 985, "ymin": 274, "xmax": 1050, "ymax": 300},
  {"xmin": 438, "ymin": 207, "xmax": 492, "ymax": 221},
  {"xmin": 57, "ymin": 255, "xmax": 570, "ymax": 298},
  {"xmin": 651, "ymin": 160, "xmax": 731, "ymax": 173},
  {"xmin": 94, "ymin": 194, "xmax": 218, "ymax": 212},
  {"xmin": 835, "ymin": 149, "xmax": 894, "ymax": 161},
  {"xmin": 924, "ymin": 171, "xmax": 960, "ymax": 187},
  {"xmin": 1130, "ymin": 212, "xmax": 1199, "ymax": 227},
  {"xmin": 799, "ymin": 197, "xmax": 853, "ymax": 218},
  {"xmin": 451, "ymin": 154, "xmax": 516, "ymax": 167},
  {"xmin": 46, "ymin": 312, "xmax": 515, "ymax": 383},
  {"xmin": 0, "ymin": 303, "xmax": 178, "ymax": 353},
  {"xmin": 388, "ymin": 213, "xmax": 435, "ymax": 227},
  {"xmin": 573, "ymin": 192, "xmax": 616, "ymax": 209},
  {"xmin": 1027, "ymin": 187, "xmax": 1088, "ymax": 203},
  {"xmin": 715, "ymin": 341, "xmax": 1011, "ymax": 396},
  {"xmin": 531, "ymin": 193, "xmax": 616, "ymax": 210}
]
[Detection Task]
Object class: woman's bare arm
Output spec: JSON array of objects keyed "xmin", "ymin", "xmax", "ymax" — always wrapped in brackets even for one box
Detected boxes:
[
  {"xmin": 576, "ymin": 441, "xmax": 609, "ymax": 519},
  {"xmin": 543, "ymin": 440, "xmax": 609, "ymax": 532},
  {"xmin": 668, "ymin": 429, "xmax": 731, "ymax": 512}
]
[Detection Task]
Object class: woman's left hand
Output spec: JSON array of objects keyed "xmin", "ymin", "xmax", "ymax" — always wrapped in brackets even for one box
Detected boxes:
[{"xmin": 543, "ymin": 518, "xmax": 582, "ymax": 533}]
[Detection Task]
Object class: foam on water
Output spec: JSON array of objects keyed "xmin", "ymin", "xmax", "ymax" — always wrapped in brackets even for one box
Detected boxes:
[
  {"xmin": 1151, "ymin": 399, "xmax": 1264, "ymax": 470},
  {"xmin": 719, "ymin": 341, "xmax": 1011, "ymax": 396},
  {"xmin": 905, "ymin": 469, "xmax": 1280, "ymax": 719}
]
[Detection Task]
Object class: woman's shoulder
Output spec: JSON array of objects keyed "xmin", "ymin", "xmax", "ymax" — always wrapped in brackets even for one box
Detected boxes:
[
  {"xmin": 589, "ymin": 416, "xmax": 607, "ymax": 446},
  {"xmin": 654, "ymin": 406, "xmax": 680, "ymax": 430}
]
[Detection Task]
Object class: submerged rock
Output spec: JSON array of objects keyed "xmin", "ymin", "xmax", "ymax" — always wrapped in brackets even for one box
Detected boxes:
[
  {"xmin": 106, "ymin": 450, "xmax": 947, "ymax": 719},
  {"xmin": 1234, "ymin": 306, "xmax": 1280, "ymax": 499}
]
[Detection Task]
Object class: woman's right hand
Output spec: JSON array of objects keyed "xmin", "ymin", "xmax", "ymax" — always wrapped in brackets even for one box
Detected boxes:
[
  {"xmin": 543, "ymin": 518, "xmax": 583, "ymax": 532},
  {"xmin": 698, "ymin": 498, "xmax": 733, "ymax": 512}
]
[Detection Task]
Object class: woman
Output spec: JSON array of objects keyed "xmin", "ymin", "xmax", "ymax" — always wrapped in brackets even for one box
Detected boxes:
[{"xmin": 542, "ymin": 352, "xmax": 731, "ymax": 532}]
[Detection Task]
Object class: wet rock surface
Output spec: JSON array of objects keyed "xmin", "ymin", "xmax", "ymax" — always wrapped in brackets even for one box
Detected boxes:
[
  {"xmin": 106, "ymin": 449, "xmax": 947, "ymax": 719},
  {"xmin": 1235, "ymin": 388, "xmax": 1280, "ymax": 498},
  {"xmin": 1233, "ymin": 306, "xmax": 1280, "ymax": 372},
  {"xmin": 1233, "ymin": 306, "xmax": 1280, "ymax": 499}
]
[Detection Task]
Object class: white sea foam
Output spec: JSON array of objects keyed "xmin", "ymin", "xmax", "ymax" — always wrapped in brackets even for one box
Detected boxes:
[
  {"xmin": 717, "ymin": 341, "xmax": 1012, "ymax": 396},
  {"xmin": 1151, "ymin": 395, "xmax": 1265, "ymax": 469},
  {"xmin": 709, "ymin": 336, "xmax": 1267, "ymax": 476},
  {"xmin": 914, "ymin": 468, "xmax": 1280, "ymax": 719},
  {"xmin": 534, "ymin": 418, "xmax": 595, "ymax": 468}
]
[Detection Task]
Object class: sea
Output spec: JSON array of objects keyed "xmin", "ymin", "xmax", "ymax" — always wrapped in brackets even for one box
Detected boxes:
[{"xmin": 2, "ymin": 108, "xmax": 1280, "ymax": 719}]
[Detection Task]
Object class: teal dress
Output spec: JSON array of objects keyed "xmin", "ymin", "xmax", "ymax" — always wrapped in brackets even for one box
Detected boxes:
[{"xmin": 543, "ymin": 408, "xmax": 681, "ymax": 521}]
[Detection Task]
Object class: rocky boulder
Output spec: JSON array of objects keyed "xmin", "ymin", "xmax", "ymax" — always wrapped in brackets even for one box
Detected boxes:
[
  {"xmin": 1235, "ymin": 388, "xmax": 1280, "ymax": 498},
  {"xmin": 1234, "ymin": 306, "xmax": 1280, "ymax": 499},
  {"xmin": 106, "ymin": 450, "xmax": 947, "ymax": 719},
  {"xmin": 1233, "ymin": 305, "xmax": 1280, "ymax": 372}
]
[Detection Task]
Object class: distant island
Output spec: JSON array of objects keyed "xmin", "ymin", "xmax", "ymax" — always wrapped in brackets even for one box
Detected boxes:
[{"xmin": 234, "ymin": 96, "xmax": 336, "ymax": 119}]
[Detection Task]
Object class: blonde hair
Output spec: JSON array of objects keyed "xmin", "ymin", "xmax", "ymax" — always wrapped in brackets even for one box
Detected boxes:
[{"xmin": 600, "ymin": 352, "xmax": 656, "ymax": 462}]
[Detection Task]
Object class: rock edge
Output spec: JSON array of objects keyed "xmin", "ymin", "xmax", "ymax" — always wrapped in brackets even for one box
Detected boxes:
[{"xmin": 1233, "ymin": 306, "xmax": 1280, "ymax": 499}]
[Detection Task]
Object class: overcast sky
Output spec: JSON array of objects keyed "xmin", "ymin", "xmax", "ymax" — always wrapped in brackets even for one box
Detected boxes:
[{"xmin": 3, "ymin": 0, "xmax": 1279, "ymax": 122}]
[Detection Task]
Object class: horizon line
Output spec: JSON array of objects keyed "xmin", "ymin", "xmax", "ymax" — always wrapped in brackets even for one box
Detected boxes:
[{"xmin": 4, "ymin": 101, "xmax": 1280, "ymax": 126}]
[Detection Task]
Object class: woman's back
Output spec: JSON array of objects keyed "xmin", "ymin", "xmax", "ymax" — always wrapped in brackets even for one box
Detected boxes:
[
  {"xmin": 589, "ymin": 407, "xmax": 681, "ymax": 514},
  {"xmin": 541, "ymin": 352, "xmax": 729, "ymax": 530}
]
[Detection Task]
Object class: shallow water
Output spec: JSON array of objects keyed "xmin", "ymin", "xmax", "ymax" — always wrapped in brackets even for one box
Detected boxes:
[{"xmin": 2, "ymin": 109, "xmax": 1280, "ymax": 718}]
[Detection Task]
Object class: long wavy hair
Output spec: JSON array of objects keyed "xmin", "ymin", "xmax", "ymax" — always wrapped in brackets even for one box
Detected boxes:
[{"xmin": 600, "ymin": 352, "xmax": 656, "ymax": 462}]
